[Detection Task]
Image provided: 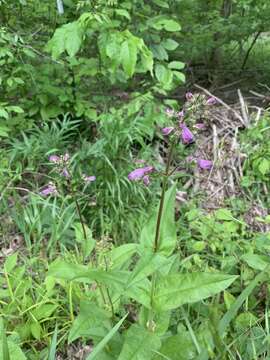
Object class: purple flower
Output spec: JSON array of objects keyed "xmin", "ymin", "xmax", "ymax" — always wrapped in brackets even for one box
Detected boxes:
[
  {"xmin": 143, "ymin": 175, "xmax": 150, "ymax": 186},
  {"xmin": 193, "ymin": 123, "xmax": 205, "ymax": 130},
  {"xmin": 165, "ymin": 108, "xmax": 175, "ymax": 117},
  {"xmin": 83, "ymin": 175, "xmax": 96, "ymax": 183},
  {"xmin": 186, "ymin": 92, "xmax": 194, "ymax": 101},
  {"xmin": 61, "ymin": 168, "xmax": 70, "ymax": 178},
  {"xmin": 206, "ymin": 97, "xmax": 217, "ymax": 105},
  {"xmin": 62, "ymin": 153, "xmax": 70, "ymax": 162},
  {"xmin": 40, "ymin": 183, "xmax": 58, "ymax": 196},
  {"xmin": 128, "ymin": 166, "xmax": 155, "ymax": 181},
  {"xmin": 49, "ymin": 155, "xmax": 60, "ymax": 163},
  {"xmin": 180, "ymin": 123, "xmax": 194, "ymax": 144},
  {"xmin": 177, "ymin": 110, "xmax": 184, "ymax": 118},
  {"xmin": 162, "ymin": 127, "xmax": 174, "ymax": 136},
  {"xmin": 198, "ymin": 159, "xmax": 213, "ymax": 170}
]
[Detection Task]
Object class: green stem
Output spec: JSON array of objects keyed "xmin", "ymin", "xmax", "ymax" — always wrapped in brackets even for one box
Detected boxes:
[{"xmin": 153, "ymin": 140, "xmax": 176, "ymax": 253}]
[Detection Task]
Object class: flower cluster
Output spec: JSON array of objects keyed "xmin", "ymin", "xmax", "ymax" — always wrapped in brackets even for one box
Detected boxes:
[
  {"xmin": 40, "ymin": 153, "xmax": 96, "ymax": 196},
  {"xmin": 128, "ymin": 165, "xmax": 155, "ymax": 186},
  {"xmin": 127, "ymin": 91, "xmax": 217, "ymax": 185}
]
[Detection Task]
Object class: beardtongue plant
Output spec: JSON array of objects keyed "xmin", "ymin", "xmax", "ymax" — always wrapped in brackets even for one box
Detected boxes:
[{"xmin": 46, "ymin": 94, "xmax": 237, "ymax": 359}]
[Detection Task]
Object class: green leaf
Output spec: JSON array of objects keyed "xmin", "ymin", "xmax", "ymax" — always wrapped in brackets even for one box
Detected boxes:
[
  {"xmin": 115, "ymin": 9, "xmax": 131, "ymax": 20},
  {"xmin": 168, "ymin": 61, "xmax": 185, "ymax": 70},
  {"xmin": 0, "ymin": 108, "xmax": 9, "ymax": 119},
  {"xmin": 139, "ymin": 185, "xmax": 177, "ymax": 256},
  {"xmin": 86, "ymin": 314, "xmax": 128, "ymax": 360},
  {"xmin": 74, "ymin": 223, "xmax": 96, "ymax": 258},
  {"xmin": 218, "ymin": 270, "xmax": 267, "ymax": 337},
  {"xmin": 162, "ymin": 39, "xmax": 179, "ymax": 51},
  {"xmin": 0, "ymin": 319, "xmax": 26, "ymax": 360},
  {"xmin": 163, "ymin": 20, "xmax": 181, "ymax": 32},
  {"xmin": 152, "ymin": 0, "xmax": 169, "ymax": 8},
  {"xmin": 4, "ymin": 253, "xmax": 17, "ymax": 273},
  {"xmin": 215, "ymin": 209, "xmax": 234, "ymax": 221},
  {"xmin": 48, "ymin": 324, "xmax": 58, "ymax": 360},
  {"xmin": 155, "ymin": 64, "xmax": 173, "ymax": 85},
  {"xmin": 46, "ymin": 21, "xmax": 83, "ymax": 59},
  {"xmin": 68, "ymin": 301, "xmax": 110, "ymax": 343},
  {"xmin": 241, "ymin": 253, "xmax": 270, "ymax": 271},
  {"xmin": 109, "ymin": 244, "xmax": 137, "ymax": 270},
  {"xmin": 1, "ymin": 319, "xmax": 10, "ymax": 360},
  {"xmin": 153, "ymin": 273, "xmax": 238, "ymax": 311},
  {"xmin": 118, "ymin": 325, "xmax": 161, "ymax": 360},
  {"xmin": 258, "ymin": 158, "xmax": 270, "ymax": 175},
  {"xmin": 48, "ymin": 260, "xmax": 128, "ymax": 288},
  {"xmin": 120, "ymin": 39, "xmax": 138, "ymax": 77}
]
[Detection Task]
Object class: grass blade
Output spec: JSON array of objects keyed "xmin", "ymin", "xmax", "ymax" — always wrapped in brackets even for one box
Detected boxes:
[
  {"xmin": 86, "ymin": 313, "xmax": 128, "ymax": 360},
  {"xmin": 48, "ymin": 324, "xmax": 58, "ymax": 360}
]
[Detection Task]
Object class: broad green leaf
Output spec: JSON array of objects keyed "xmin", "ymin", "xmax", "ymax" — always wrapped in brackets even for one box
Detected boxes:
[
  {"xmin": 153, "ymin": 273, "xmax": 237, "ymax": 311},
  {"xmin": 125, "ymin": 278, "xmax": 151, "ymax": 308},
  {"xmin": 139, "ymin": 185, "xmax": 177, "ymax": 256},
  {"xmin": 48, "ymin": 260, "xmax": 128, "ymax": 288},
  {"xmin": 155, "ymin": 64, "xmax": 173, "ymax": 85},
  {"xmin": 46, "ymin": 21, "xmax": 83, "ymax": 59},
  {"xmin": 152, "ymin": 332, "xmax": 196, "ymax": 360},
  {"xmin": 86, "ymin": 314, "xmax": 128, "ymax": 360},
  {"xmin": 118, "ymin": 325, "xmax": 161, "ymax": 360},
  {"xmin": 168, "ymin": 61, "xmax": 185, "ymax": 70},
  {"xmin": 163, "ymin": 20, "xmax": 181, "ymax": 32},
  {"xmin": 241, "ymin": 253, "xmax": 270, "ymax": 271},
  {"xmin": 0, "ymin": 108, "xmax": 9, "ymax": 119},
  {"xmin": 109, "ymin": 244, "xmax": 137, "ymax": 269},
  {"xmin": 258, "ymin": 158, "xmax": 270, "ymax": 175},
  {"xmin": 162, "ymin": 39, "xmax": 179, "ymax": 51},
  {"xmin": 115, "ymin": 9, "xmax": 131, "ymax": 20},
  {"xmin": 120, "ymin": 39, "xmax": 138, "ymax": 77},
  {"xmin": 0, "ymin": 125, "xmax": 9, "ymax": 137},
  {"xmin": 215, "ymin": 208, "xmax": 233, "ymax": 221},
  {"xmin": 68, "ymin": 300, "xmax": 110, "ymax": 343},
  {"xmin": 4, "ymin": 253, "xmax": 17, "ymax": 273},
  {"xmin": 32, "ymin": 304, "xmax": 58, "ymax": 321}
]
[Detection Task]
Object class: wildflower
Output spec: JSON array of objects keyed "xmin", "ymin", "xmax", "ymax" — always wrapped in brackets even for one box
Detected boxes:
[
  {"xmin": 165, "ymin": 108, "xmax": 175, "ymax": 117},
  {"xmin": 177, "ymin": 110, "xmax": 184, "ymax": 118},
  {"xmin": 180, "ymin": 123, "xmax": 194, "ymax": 144},
  {"xmin": 83, "ymin": 175, "xmax": 96, "ymax": 183},
  {"xmin": 128, "ymin": 166, "xmax": 155, "ymax": 181},
  {"xmin": 62, "ymin": 153, "xmax": 70, "ymax": 162},
  {"xmin": 49, "ymin": 155, "xmax": 60, "ymax": 163},
  {"xmin": 162, "ymin": 127, "xmax": 174, "ymax": 136},
  {"xmin": 193, "ymin": 123, "xmax": 205, "ymax": 130},
  {"xmin": 206, "ymin": 97, "xmax": 217, "ymax": 105},
  {"xmin": 61, "ymin": 168, "xmax": 70, "ymax": 178},
  {"xmin": 143, "ymin": 175, "xmax": 150, "ymax": 186},
  {"xmin": 186, "ymin": 92, "xmax": 194, "ymax": 101},
  {"xmin": 198, "ymin": 159, "xmax": 213, "ymax": 170},
  {"xmin": 40, "ymin": 182, "xmax": 58, "ymax": 196}
]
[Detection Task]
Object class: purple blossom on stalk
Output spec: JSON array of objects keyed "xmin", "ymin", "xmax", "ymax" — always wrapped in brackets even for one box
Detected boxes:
[
  {"xmin": 186, "ymin": 92, "xmax": 194, "ymax": 101},
  {"xmin": 177, "ymin": 110, "xmax": 184, "ymax": 118},
  {"xmin": 49, "ymin": 155, "xmax": 60, "ymax": 163},
  {"xmin": 206, "ymin": 97, "xmax": 217, "ymax": 105},
  {"xmin": 39, "ymin": 183, "xmax": 58, "ymax": 196},
  {"xmin": 128, "ymin": 166, "xmax": 155, "ymax": 181},
  {"xmin": 198, "ymin": 159, "xmax": 213, "ymax": 170},
  {"xmin": 143, "ymin": 175, "xmax": 150, "ymax": 186},
  {"xmin": 61, "ymin": 167, "xmax": 70, "ymax": 178},
  {"xmin": 165, "ymin": 108, "xmax": 175, "ymax": 117},
  {"xmin": 193, "ymin": 123, "xmax": 205, "ymax": 130},
  {"xmin": 162, "ymin": 127, "xmax": 174, "ymax": 136},
  {"xmin": 62, "ymin": 153, "xmax": 70, "ymax": 162},
  {"xmin": 180, "ymin": 123, "xmax": 194, "ymax": 144},
  {"xmin": 83, "ymin": 175, "xmax": 96, "ymax": 183}
]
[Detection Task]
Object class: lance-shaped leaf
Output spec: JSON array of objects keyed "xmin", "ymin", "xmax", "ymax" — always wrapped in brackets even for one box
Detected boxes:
[
  {"xmin": 153, "ymin": 272, "xmax": 238, "ymax": 311},
  {"xmin": 118, "ymin": 325, "xmax": 161, "ymax": 360}
]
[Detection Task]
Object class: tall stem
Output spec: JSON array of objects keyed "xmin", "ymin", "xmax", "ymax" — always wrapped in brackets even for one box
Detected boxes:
[{"xmin": 153, "ymin": 140, "xmax": 175, "ymax": 253}]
